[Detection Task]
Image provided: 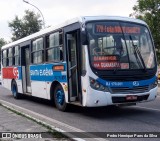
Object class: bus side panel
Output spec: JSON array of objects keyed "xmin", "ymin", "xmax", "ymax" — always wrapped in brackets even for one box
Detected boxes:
[
  {"xmin": 7, "ymin": 79, "xmax": 12, "ymax": 91},
  {"xmin": 31, "ymin": 81, "xmax": 47, "ymax": 99},
  {"xmin": 46, "ymin": 81, "xmax": 68, "ymax": 102},
  {"xmin": 16, "ymin": 79, "xmax": 23, "ymax": 93},
  {"xmin": 2, "ymin": 67, "xmax": 23, "ymax": 93},
  {"xmin": 30, "ymin": 63, "xmax": 67, "ymax": 100},
  {"xmin": 15, "ymin": 66, "xmax": 23, "ymax": 93},
  {"xmin": 2, "ymin": 79, "xmax": 9, "ymax": 89},
  {"xmin": 30, "ymin": 64, "xmax": 47, "ymax": 99},
  {"xmin": 46, "ymin": 82, "xmax": 52, "ymax": 100},
  {"xmin": 2, "ymin": 68, "xmax": 9, "ymax": 89},
  {"xmin": 45, "ymin": 63, "xmax": 68, "ymax": 101}
]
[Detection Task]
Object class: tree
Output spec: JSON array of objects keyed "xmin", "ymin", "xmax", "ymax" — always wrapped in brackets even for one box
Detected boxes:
[
  {"xmin": 0, "ymin": 38, "xmax": 6, "ymax": 48},
  {"xmin": 130, "ymin": 0, "xmax": 160, "ymax": 63},
  {"xmin": 9, "ymin": 10, "xmax": 43, "ymax": 41},
  {"xmin": 0, "ymin": 38, "xmax": 7, "ymax": 67}
]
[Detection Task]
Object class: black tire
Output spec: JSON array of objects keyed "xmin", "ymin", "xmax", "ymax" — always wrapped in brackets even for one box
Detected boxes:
[
  {"xmin": 54, "ymin": 84, "xmax": 68, "ymax": 111},
  {"xmin": 11, "ymin": 81, "xmax": 21, "ymax": 99}
]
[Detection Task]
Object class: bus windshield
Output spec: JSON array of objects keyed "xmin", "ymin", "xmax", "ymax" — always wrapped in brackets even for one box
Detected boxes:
[{"xmin": 86, "ymin": 21, "xmax": 156, "ymax": 70}]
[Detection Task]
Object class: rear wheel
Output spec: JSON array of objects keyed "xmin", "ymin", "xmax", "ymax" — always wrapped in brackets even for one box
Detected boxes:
[
  {"xmin": 54, "ymin": 84, "xmax": 67, "ymax": 111},
  {"xmin": 12, "ymin": 81, "xmax": 21, "ymax": 99}
]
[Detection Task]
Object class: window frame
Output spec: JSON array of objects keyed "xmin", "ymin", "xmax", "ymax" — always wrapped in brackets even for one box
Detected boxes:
[
  {"xmin": 31, "ymin": 37, "xmax": 44, "ymax": 64},
  {"xmin": 46, "ymin": 31, "xmax": 63, "ymax": 63},
  {"xmin": 14, "ymin": 46, "xmax": 20, "ymax": 66},
  {"xmin": 8, "ymin": 48, "xmax": 13, "ymax": 66},
  {"xmin": 2, "ymin": 49, "xmax": 8, "ymax": 67}
]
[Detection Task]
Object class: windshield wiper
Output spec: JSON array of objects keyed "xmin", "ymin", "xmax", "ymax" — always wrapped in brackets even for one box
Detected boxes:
[{"xmin": 129, "ymin": 35, "xmax": 147, "ymax": 72}]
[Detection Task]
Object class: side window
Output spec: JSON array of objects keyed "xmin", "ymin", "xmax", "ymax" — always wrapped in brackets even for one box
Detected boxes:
[
  {"xmin": 8, "ymin": 48, "xmax": 13, "ymax": 66},
  {"xmin": 46, "ymin": 31, "xmax": 63, "ymax": 62},
  {"xmin": 31, "ymin": 38, "xmax": 44, "ymax": 64},
  {"xmin": 14, "ymin": 46, "xmax": 19, "ymax": 65},
  {"xmin": 2, "ymin": 50, "xmax": 7, "ymax": 67}
]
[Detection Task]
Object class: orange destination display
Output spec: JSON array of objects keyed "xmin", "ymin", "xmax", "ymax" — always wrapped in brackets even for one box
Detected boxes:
[
  {"xmin": 92, "ymin": 55, "xmax": 129, "ymax": 70},
  {"xmin": 95, "ymin": 24, "xmax": 140, "ymax": 34}
]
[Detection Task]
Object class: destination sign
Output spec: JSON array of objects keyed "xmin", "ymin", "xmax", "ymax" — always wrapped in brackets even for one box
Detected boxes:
[
  {"xmin": 93, "ymin": 56, "xmax": 118, "ymax": 61},
  {"xmin": 93, "ymin": 61, "xmax": 129, "ymax": 70},
  {"xmin": 95, "ymin": 24, "xmax": 140, "ymax": 34}
]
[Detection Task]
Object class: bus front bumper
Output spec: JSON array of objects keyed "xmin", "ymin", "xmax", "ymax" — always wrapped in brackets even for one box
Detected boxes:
[{"xmin": 84, "ymin": 86, "xmax": 158, "ymax": 107}]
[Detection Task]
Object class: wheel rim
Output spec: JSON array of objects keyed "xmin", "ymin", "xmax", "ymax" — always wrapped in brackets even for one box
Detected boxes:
[
  {"xmin": 56, "ymin": 89, "xmax": 64, "ymax": 106},
  {"xmin": 12, "ymin": 85, "xmax": 17, "ymax": 97}
]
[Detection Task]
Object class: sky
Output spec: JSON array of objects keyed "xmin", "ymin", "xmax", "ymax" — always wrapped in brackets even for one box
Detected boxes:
[{"xmin": 0, "ymin": 0, "xmax": 137, "ymax": 41}]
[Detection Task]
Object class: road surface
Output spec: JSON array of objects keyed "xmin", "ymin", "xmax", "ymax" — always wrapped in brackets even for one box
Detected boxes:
[{"xmin": 0, "ymin": 85, "xmax": 160, "ymax": 140}]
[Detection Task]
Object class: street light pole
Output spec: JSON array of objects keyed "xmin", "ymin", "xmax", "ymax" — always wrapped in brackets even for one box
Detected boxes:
[{"xmin": 23, "ymin": 0, "xmax": 45, "ymax": 28}]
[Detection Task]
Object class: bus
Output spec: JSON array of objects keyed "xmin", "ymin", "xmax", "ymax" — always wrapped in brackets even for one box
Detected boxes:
[{"xmin": 1, "ymin": 16, "xmax": 158, "ymax": 111}]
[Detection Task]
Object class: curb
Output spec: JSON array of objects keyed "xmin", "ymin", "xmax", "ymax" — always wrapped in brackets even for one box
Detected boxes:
[{"xmin": 0, "ymin": 99, "xmax": 107, "ymax": 141}]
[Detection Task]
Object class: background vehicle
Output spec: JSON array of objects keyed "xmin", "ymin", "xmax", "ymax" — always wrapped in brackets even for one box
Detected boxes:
[
  {"xmin": 0, "ymin": 72, "xmax": 1, "ymax": 85},
  {"xmin": 1, "ymin": 16, "xmax": 158, "ymax": 111}
]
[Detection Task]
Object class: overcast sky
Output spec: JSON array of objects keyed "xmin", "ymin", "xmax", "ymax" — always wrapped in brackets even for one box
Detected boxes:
[{"xmin": 0, "ymin": 0, "xmax": 137, "ymax": 41}]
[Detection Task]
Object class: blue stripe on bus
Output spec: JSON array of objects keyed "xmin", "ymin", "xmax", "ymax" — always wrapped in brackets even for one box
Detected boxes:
[
  {"xmin": 97, "ymin": 76, "xmax": 156, "ymax": 88},
  {"xmin": 30, "ymin": 63, "xmax": 67, "ymax": 82}
]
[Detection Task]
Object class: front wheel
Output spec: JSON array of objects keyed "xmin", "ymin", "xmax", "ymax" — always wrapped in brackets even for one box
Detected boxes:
[
  {"xmin": 54, "ymin": 85, "xmax": 67, "ymax": 111},
  {"xmin": 12, "ymin": 81, "xmax": 21, "ymax": 99}
]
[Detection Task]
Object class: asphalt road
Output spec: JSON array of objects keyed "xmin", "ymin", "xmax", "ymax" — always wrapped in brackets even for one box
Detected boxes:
[{"xmin": 0, "ymin": 85, "xmax": 160, "ymax": 140}]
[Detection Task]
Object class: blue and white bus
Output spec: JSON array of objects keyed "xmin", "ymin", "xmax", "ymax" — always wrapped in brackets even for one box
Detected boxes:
[{"xmin": 1, "ymin": 16, "xmax": 158, "ymax": 111}]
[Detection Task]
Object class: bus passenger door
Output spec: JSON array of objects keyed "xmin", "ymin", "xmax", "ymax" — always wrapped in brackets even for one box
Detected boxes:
[
  {"xmin": 21, "ymin": 46, "xmax": 31, "ymax": 94},
  {"xmin": 66, "ymin": 32, "xmax": 79, "ymax": 102}
]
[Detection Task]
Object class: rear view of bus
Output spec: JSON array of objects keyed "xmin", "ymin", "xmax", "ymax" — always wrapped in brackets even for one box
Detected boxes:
[{"xmin": 83, "ymin": 17, "xmax": 158, "ymax": 107}]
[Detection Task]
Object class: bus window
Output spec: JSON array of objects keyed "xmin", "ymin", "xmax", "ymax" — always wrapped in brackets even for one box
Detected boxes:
[
  {"xmin": 37, "ymin": 38, "xmax": 43, "ymax": 63},
  {"xmin": 31, "ymin": 38, "xmax": 44, "ymax": 64},
  {"xmin": 32, "ymin": 41, "xmax": 37, "ymax": 51},
  {"xmin": 14, "ymin": 46, "xmax": 19, "ymax": 65},
  {"xmin": 50, "ymin": 32, "xmax": 59, "ymax": 47},
  {"xmin": 2, "ymin": 50, "xmax": 7, "ymax": 67},
  {"xmin": 46, "ymin": 32, "xmax": 63, "ymax": 62},
  {"xmin": 8, "ymin": 48, "xmax": 13, "ymax": 66}
]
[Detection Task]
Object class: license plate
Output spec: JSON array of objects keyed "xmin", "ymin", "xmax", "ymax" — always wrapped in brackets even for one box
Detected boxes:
[{"xmin": 126, "ymin": 95, "xmax": 137, "ymax": 101}]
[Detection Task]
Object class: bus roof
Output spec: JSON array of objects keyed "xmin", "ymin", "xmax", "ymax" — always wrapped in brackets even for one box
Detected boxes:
[{"xmin": 1, "ymin": 16, "xmax": 147, "ymax": 50}]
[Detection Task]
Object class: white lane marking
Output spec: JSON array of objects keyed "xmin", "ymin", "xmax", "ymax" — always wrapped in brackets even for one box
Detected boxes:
[
  {"xmin": 135, "ymin": 106, "xmax": 160, "ymax": 112},
  {"xmin": 0, "ymin": 99, "xmax": 108, "ymax": 141}
]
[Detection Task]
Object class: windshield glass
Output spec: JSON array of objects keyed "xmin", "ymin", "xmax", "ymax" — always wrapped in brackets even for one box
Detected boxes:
[{"xmin": 86, "ymin": 21, "xmax": 155, "ymax": 70}]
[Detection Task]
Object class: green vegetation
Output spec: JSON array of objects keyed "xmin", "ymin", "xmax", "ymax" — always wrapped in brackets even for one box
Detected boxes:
[
  {"xmin": 0, "ymin": 38, "xmax": 7, "ymax": 67},
  {"xmin": 8, "ymin": 10, "xmax": 43, "ymax": 41},
  {"xmin": 130, "ymin": 0, "xmax": 160, "ymax": 64}
]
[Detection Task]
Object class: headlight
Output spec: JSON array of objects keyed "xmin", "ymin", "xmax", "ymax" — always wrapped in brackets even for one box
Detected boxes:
[
  {"xmin": 89, "ymin": 77, "xmax": 109, "ymax": 92},
  {"xmin": 150, "ymin": 78, "xmax": 158, "ymax": 89}
]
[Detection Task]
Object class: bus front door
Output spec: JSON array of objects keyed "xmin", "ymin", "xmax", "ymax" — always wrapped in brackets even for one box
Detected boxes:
[{"xmin": 66, "ymin": 32, "xmax": 79, "ymax": 102}]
